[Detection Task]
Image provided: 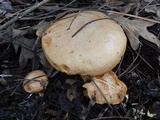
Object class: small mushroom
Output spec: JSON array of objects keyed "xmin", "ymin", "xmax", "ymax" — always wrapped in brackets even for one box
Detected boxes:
[
  {"xmin": 23, "ymin": 70, "xmax": 48, "ymax": 93},
  {"xmin": 42, "ymin": 11, "xmax": 127, "ymax": 104}
]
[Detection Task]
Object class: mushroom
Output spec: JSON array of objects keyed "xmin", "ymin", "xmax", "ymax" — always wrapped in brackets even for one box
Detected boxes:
[
  {"xmin": 82, "ymin": 70, "xmax": 127, "ymax": 104},
  {"xmin": 42, "ymin": 10, "xmax": 127, "ymax": 104},
  {"xmin": 23, "ymin": 70, "xmax": 48, "ymax": 93}
]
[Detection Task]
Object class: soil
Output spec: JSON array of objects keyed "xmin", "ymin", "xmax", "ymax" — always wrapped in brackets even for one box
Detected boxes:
[{"xmin": 0, "ymin": 0, "xmax": 160, "ymax": 120}]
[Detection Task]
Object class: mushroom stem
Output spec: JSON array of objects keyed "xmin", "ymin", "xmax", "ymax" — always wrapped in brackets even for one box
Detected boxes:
[{"xmin": 82, "ymin": 70, "xmax": 127, "ymax": 105}]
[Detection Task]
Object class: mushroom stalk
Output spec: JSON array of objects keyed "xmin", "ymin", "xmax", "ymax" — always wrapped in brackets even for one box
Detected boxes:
[{"xmin": 83, "ymin": 70, "xmax": 127, "ymax": 105}]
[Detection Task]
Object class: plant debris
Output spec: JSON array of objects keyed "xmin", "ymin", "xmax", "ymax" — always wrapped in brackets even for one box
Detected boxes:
[{"xmin": 0, "ymin": 0, "xmax": 160, "ymax": 120}]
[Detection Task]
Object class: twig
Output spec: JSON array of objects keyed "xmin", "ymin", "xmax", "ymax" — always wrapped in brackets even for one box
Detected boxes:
[
  {"xmin": 106, "ymin": 10, "xmax": 160, "ymax": 24},
  {"xmin": 33, "ymin": 0, "xmax": 77, "ymax": 18},
  {"xmin": 91, "ymin": 80, "xmax": 112, "ymax": 109},
  {"xmin": 0, "ymin": 0, "xmax": 50, "ymax": 31},
  {"xmin": 67, "ymin": 10, "xmax": 82, "ymax": 30},
  {"xmin": 0, "ymin": 74, "xmax": 13, "ymax": 77},
  {"xmin": 72, "ymin": 18, "xmax": 110, "ymax": 37},
  {"xmin": 91, "ymin": 116, "xmax": 134, "ymax": 120},
  {"xmin": 118, "ymin": 46, "xmax": 140, "ymax": 77}
]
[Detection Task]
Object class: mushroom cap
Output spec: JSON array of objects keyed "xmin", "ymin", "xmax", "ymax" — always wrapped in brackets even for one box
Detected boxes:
[
  {"xmin": 42, "ymin": 11, "xmax": 127, "ymax": 76},
  {"xmin": 23, "ymin": 70, "xmax": 48, "ymax": 93}
]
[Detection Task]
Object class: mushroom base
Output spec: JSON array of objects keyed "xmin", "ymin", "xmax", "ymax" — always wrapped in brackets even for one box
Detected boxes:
[{"xmin": 82, "ymin": 70, "xmax": 127, "ymax": 105}]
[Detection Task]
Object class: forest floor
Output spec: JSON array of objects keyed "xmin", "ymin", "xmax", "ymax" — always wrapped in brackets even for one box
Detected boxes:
[{"xmin": 0, "ymin": 0, "xmax": 160, "ymax": 120}]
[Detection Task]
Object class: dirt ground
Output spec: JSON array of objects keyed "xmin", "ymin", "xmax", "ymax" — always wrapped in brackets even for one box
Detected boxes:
[{"xmin": 0, "ymin": 0, "xmax": 160, "ymax": 120}]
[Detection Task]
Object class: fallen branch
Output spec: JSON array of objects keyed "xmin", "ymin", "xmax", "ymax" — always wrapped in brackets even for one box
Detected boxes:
[
  {"xmin": 0, "ymin": 0, "xmax": 50, "ymax": 31},
  {"xmin": 106, "ymin": 10, "xmax": 160, "ymax": 24}
]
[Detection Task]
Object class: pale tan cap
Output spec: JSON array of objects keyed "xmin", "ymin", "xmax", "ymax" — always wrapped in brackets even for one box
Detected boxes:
[
  {"xmin": 42, "ymin": 11, "xmax": 127, "ymax": 76},
  {"xmin": 23, "ymin": 70, "xmax": 48, "ymax": 93}
]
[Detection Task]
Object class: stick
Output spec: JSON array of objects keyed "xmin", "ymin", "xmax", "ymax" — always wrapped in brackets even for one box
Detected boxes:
[
  {"xmin": 106, "ymin": 10, "xmax": 160, "ymax": 24},
  {"xmin": 0, "ymin": 0, "xmax": 50, "ymax": 31}
]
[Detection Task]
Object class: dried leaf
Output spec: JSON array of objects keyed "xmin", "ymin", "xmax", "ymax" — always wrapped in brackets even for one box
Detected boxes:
[
  {"xmin": 13, "ymin": 36, "xmax": 39, "ymax": 68},
  {"xmin": 19, "ymin": 47, "xmax": 34, "ymax": 68},
  {"xmin": 143, "ymin": 0, "xmax": 154, "ymax": 2},
  {"xmin": 45, "ymin": 109, "xmax": 60, "ymax": 117},
  {"xmin": 148, "ymin": 101, "xmax": 160, "ymax": 119},
  {"xmin": 145, "ymin": 5, "xmax": 160, "ymax": 18},
  {"xmin": 12, "ymin": 28, "xmax": 24, "ymax": 38},
  {"xmin": 0, "ymin": 0, "xmax": 12, "ymax": 15},
  {"xmin": 83, "ymin": 71, "xmax": 127, "ymax": 105},
  {"xmin": 0, "ymin": 0, "xmax": 13, "ymax": 10},
  {"xmin": 58, "ymin": 92, "xmax": 75, "ymax": 111},
  {"xmin": 113, "ymin": 16, "xmax": 160, "ymax": 50},
  {"xmin": 0, "ymin": 78, "xmax": 7, "ymax": 85},
  {"xmin": 37, "ymin": 51, "xmax": 51, "ymax": 68},
  {"xmin": 63, "ymin": 112, "xmax": 70, "ymax": 120},
  {"xmin": 67, "ymin": 85, "xmax": 78, "ymax": 101},
  {"xmin": 65, "ymin": 79, "xmax": 78, "ymax": 85},
  {"xmin": 33, "ymin": 21, "xmax": 50, "ymax": 37},
  {"xmin": 0, "ymin": 9, "xmax": 7, "ymax": 15},
  {"xmin": 65, "ymin": 79, "xmax": 80, "ymax": 101},
  {"xmin": 103, "ymin": 0, "xmax": 124, "ymax": 5},
  {"xmin": 39, "ymin": 6, "xmax": 79, "ymax": 12}
]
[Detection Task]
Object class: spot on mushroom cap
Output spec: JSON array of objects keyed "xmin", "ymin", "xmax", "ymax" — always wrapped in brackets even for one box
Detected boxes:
[{"xmin": 42, "ymin": 11, "xmax": 127, "ymax": 76}]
